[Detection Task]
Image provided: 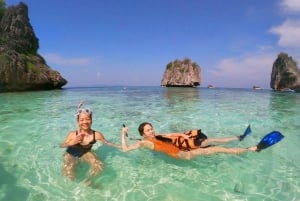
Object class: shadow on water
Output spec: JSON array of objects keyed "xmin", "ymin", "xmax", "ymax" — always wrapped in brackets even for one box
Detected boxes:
[{"xmin": 0, "ymin": 160, "xmax": 29, "ymax": 201}]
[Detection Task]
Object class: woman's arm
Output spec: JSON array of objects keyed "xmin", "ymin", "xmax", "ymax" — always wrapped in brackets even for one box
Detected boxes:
[
  {"xmin": 96, "ymin": 131, "xmax": 121, "ymax": 148},
  {"xmin": 121, "ymin": 126, "xmax": 150, "ymax": 152},
  {"xmin": 102, "ymin": 139, "xmax": 121, "ymax": 148}
]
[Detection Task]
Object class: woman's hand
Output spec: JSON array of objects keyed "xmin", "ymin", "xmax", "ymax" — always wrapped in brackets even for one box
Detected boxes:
[
  {"xmin": 69, "ymin": 134, "xmax": 84, "ymax": 146},
  {"xmin": 59, "ymin": 131, "xmax": 83, "ymax": 148},
  {"xmin": 122, "ymin": 126, "xmax": 128, "ymax": 137}
]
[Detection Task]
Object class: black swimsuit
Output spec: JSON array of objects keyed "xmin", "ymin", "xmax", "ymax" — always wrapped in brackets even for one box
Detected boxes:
[{"xmin": 66, "ymin": 130, "xmax": 97, "ymax": 157}]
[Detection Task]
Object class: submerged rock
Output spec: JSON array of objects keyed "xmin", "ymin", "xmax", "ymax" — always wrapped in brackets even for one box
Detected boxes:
[
  {"xmin": 270, "ymin": 52, "xmax": 300, "ymax": 92},
  {"xmin": 161, "ymin": 58, "xmax": 201, "ymax": 87}
]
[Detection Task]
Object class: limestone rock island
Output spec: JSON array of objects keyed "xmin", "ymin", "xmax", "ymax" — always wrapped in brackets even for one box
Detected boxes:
[
  {"xmin": 161, "ymin": 58, "xmax": 201, "ymax": 87},
  {"xmin": 0, "ymin": 2, "xmax": 67, "ymax": 92},
  {"xmin": 270, "ymin": 52, "xmax": 300, "ymax": 92}
]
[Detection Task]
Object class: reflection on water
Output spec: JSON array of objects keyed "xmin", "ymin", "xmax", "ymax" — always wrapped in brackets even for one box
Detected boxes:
[
  {"xmin": 269, "ymin": 91, "xmax": 300, "ymax": 114},
  {"xmin": 163, "ymin": 87, "xmax": 200, "ymax": 104},
  {"xmin": 162, "ymin": 87, "xmax": 201, "ymax": 131},
  {"xmin": 269, "ymin": 91, "xmax": 300, "ymax": 128}
]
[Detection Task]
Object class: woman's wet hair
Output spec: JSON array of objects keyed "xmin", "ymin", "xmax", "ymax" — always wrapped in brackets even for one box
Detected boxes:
[{"xmin": 138, "ymin": 122, "xmax": 152, "ymax": 136}]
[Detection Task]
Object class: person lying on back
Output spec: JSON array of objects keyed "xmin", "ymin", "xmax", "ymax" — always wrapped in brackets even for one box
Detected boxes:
[{"xmin": 121, "ymin": 122, "xmax": 257, "ymax": 159}]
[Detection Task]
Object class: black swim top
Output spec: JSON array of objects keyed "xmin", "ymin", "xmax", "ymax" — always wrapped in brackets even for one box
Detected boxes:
[
  {"xmin": 76, "ymin": 130, "xmax": 97, "ymax": 145},
  {"xmin": 66, "ymin": 130, "xmax": 97, "ymax": 157}
]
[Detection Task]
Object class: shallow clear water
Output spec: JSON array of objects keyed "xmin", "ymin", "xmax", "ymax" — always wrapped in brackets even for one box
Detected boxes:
[{"xmin": 0, "ymin": 86, "xmax": 299, "ymax": 201}]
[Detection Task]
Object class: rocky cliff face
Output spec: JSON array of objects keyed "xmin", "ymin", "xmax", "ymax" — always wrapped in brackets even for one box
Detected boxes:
[
  {"xmin": 0, "ymin": 2, "xmax": 67, "ymax": 92},
  {"xmin": 161, "ymin": 58, "xmax": 201, "ymax": 87},
  {"xmin": 270, "ymin": 52, "xmax": 300, "ymax": 92}
]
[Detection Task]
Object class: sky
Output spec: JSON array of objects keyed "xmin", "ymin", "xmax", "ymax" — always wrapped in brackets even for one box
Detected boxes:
[{"xmin": 5, "ymin": 0, "xmax": 300, "ymax": 88}]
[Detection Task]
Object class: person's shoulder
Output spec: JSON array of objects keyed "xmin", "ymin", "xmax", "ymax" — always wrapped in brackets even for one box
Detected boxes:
[
  {"xmin": 93, "ymin": 130, "xmax": 103, "ymax": 135},
  {"xmin": 93, "ymin": 130, "xmax": 105, "ymax": 140}
]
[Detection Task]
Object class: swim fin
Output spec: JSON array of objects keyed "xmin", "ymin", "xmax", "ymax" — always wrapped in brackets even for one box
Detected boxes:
[
  {"xmin": 239, "ymin": 125, "xmax": 251, "ymax": 141},
  {"xmin": 256, "ymin": 131, "xmax": 284, "ymax": 152}
]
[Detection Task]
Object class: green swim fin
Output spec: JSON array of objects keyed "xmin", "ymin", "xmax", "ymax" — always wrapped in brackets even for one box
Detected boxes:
[{"xmin": 256, "ymin": 131, "xmax": 284, "ymax": 152}]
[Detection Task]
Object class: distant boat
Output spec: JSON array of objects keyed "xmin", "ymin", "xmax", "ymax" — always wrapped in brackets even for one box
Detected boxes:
[
  {"xmin": 280, "ymin": 88, "xmax": 295, "ymax": 92},
  {"xmin": 253, "ymin": 86, "xmax": 262, "ymax": 90},
  {"xmin": 207, "ymin": 84, "xmax": 215, "ymax": 89}
]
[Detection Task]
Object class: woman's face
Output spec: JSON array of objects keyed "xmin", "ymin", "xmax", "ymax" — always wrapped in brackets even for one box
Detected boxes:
[
  {"xmin": 143, "ymin": 124, "xmax": 155, "ymax": 138},
  {"xmin": 77, "ymin": 113, "xmax": 92, "ymax": 130}
]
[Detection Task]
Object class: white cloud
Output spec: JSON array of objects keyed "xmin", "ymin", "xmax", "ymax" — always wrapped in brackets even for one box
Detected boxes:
[
  {"xmin": 270, "ymin": 19, "xmax": 300, "ymax": 48},
  {"xmin": 206, "ymin": 1, "xmax": 300, "ymax": 89},
  {"xmin": 269, "ymin": 1, "xmax": 300, "ymax": 48},
  {"xmin": 43, "ymin": 53, "xmax": 92, "ymax": 66},
  {"xmin": 206, "ymin": 53, "xmax": 276, "ymax": 88},
  {"xmin": 280, "ymin": 0, "xmax": 300, "ymax": 13}
]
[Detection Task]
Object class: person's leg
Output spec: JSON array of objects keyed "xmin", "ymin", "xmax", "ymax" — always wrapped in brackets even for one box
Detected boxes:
[
  {"xmin": 200, "ymin": 136, "xmax": 239, "ymax": 147},
  {"xmin": 62, "ymin": 153, "xmax": 78, "ymax": 180},
  {"xmin": 81, "ymin": 151, "xmax": 104, "ymax": 177},
  {"xmin": 177, "ymin": 145, "xmax": 257, "ymax": 159}
]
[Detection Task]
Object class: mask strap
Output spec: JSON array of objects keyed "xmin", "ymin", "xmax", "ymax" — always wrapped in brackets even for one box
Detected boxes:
[{"xmin": 77, "ymin": 101, "xmax": 84, "ymax": 110}]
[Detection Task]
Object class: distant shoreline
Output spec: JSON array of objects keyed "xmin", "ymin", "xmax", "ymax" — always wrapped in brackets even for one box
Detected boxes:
[{"xmin": 62, "ymin": 85, "xmax": 273, "ymax": 91}]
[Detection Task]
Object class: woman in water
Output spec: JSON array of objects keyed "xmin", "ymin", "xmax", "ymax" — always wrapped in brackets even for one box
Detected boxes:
[
  {"xmin": 121, "ymin": 122, "xmax": 258, "ymax": 159},
  {"xmin": 60, "ymin": 103, "xmax": 120, "ymax": 181}
]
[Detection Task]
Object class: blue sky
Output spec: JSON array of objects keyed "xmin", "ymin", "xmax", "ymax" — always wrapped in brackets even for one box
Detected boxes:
[{"xmin": 5, "ymin": 0, "xmax": 300, "ymax": 88}]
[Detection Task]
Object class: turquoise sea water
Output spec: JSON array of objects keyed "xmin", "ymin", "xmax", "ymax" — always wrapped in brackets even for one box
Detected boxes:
[{"xmin": 0, "ymin": 86, "xmax": 299, "ymax": 201}]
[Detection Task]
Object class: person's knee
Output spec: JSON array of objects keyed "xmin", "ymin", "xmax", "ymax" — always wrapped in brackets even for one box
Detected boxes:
[
  {"xmin": 93, "ymin": 159, "xmax": 104, "ymax": 171},
  {"xmin": 88, "ymin": 159, "xmax": 104, "ymax": 176},
  {"xmin": 84, "ymin": 153, "xmax": 104, "ymax": 174}
]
